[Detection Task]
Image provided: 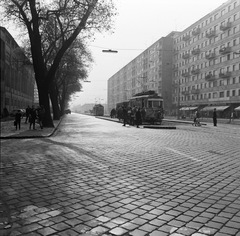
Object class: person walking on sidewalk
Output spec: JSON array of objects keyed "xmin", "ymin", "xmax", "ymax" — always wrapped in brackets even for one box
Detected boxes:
[
  {"xmin": 122, "ymin": 106, "xmax": 128, "ymax": 126},
  {"xmin": 25, "ymin": 105, "xmax": 31, "ymax": 123},
  {"xmin": 15, "ymin": 110, "xmax": 22, "ymax": 130},
  {"xmin": 213, "ymin": 108, "xmax": 217, "ymax": 126},
  {"xmin": 135, "ymin": 108, "xmax": 142, "ymax": 128},
  {"xmin": 37, "ymin": 105, "xmax": 45, "ymax": 129},
  {"xmin": 29, "ymin": 105, "xmax": 37, "ymax": 130}
]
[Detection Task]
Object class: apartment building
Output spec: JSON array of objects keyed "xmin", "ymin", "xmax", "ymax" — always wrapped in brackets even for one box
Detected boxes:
[
  {"xmin": 173, "ymin": 0, "xmax": 240, "ymax": 118},
  {"xmin": 107, "ymin": 0, "xmax": 240, "ymax": 118},
  {"xmin": 107, "ymin": 33, "xmax": 175, "ymax": 114},
  {"xmin": 0, "ymin": 27, "xmax": 35, "ymax": 117}
]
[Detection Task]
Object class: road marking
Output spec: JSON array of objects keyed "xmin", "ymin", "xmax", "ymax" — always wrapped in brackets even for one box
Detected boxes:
[{"xmin": 165, "ymin": 147, "xmax": 201, "ymax": 162}]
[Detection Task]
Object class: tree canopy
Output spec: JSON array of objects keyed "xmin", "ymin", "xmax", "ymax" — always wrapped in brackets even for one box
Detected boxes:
[{"xmin": 1, "ymin": 0, "xmax": 116, "ymax": 126}]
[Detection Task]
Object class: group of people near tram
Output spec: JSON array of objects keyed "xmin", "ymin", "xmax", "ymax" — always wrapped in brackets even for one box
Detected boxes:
[{"xmin": 111, "ymin": 106, "xmax": 145, "ymax": 128}]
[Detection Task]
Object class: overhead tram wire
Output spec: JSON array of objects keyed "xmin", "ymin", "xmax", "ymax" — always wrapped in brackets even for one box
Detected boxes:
[{"xmin": 89, "ymin": 44, "xmax": 240, "ymax": 55}]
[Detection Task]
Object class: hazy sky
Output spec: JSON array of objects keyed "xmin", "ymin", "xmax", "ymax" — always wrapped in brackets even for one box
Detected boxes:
[
  {"xmin": 71, "ymin": 0, "xmax": 226, "ymax": 107},
  {"xmin": 2, "ymin": 0, "xmax": 227, "ymax": 107}
]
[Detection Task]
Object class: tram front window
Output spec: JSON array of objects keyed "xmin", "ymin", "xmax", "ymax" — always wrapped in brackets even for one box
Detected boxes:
[
  {"xmin": 152, "ymin": 101, "xmax": 160, "ymax": 108},
  {"xmin": 148, "ymin": 101, "xmax": 153, "ymax": 108}
]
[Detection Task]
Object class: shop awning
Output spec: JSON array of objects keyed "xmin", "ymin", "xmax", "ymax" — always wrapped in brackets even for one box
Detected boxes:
[
  {"xmin": 201, "ymin": 106, "xmax": 229, "ymax": 111},
  {"xmin": 234, "ymin": 106, "xmax": 240, "ymax": 111},
  {"xmin": 179, "ymin": 106, "xmax": 198, "ymax": 111}
]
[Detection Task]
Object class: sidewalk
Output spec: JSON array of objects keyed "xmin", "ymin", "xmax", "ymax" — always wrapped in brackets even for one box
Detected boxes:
[{"xmin": 0, "ymin": 118, "xmax": 61, "ymax": 139}]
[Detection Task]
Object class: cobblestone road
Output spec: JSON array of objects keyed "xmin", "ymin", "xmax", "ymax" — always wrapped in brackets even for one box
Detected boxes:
[{"xmin": 1, "ymin": 114, "xmax": 240, "ymax": 236}]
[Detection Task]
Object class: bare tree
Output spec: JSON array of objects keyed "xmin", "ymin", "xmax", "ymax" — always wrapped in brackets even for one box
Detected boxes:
[{"xmin": 1, "ymin": 0, "xmax": 116, "ymax": 126}]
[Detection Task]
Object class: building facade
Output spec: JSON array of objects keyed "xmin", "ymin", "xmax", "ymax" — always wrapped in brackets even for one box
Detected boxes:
[
  {"xmin": 0, "ymin": 27, "xmax": 35, "ymax": 117},
  {"xmin": 107, "ymin": 33, "xmax": 175, "ymax": 114},
  {"xmin": 173, "ymin": 0, "xmax": 240, "ymax": 118},
  {"xmin": 107, "ymin": 0, "xmax": 240, "ymax": 118}
]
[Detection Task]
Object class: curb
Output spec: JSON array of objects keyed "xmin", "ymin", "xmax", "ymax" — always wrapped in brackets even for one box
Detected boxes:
[
  {"xmin": 95, "ymin": 116, "xmax": 177, "ymax": 129},
  {"xmin": 143, "ymin": 125, "xmax": 176, "ymax": 129}
]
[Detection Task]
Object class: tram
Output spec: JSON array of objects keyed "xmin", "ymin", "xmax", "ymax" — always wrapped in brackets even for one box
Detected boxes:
[
  {"xmin": 129, "ymin": 91, "xmax": 164, "ymax": 124},
  {"xmin": 116, "ymin": 90, "xmax": 164, "ymax": 124},
  {"xmin": 93, "ymin": 104, "xmax": 104, "ymax": 116}
]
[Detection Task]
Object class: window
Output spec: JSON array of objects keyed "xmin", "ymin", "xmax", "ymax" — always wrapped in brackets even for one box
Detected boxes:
[
  {"xmin": 220, "ymin": 91, "xmax": 224, "ymax": 97},
  {"xmin": 232, "ymin": 90, "xmax": 236, "ymax": 96},
  {"xmin": 227, "ymin": 91, "xmax": 230, "ymax": 97},
  {"xmin": 220, "ymin": 80, "xmax": 224, "ymax": 86},
  {"xmin": 209, "ymin": 93, "xmax": 211, "ymax": 98}
]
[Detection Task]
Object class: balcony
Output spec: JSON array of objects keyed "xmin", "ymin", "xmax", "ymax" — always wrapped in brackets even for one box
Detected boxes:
[
  {"xmin": 205, "ymin": 52, "xmax": 216, "ymax": 60},
  {"xmin": 219, "ymin": 46, "xmax": 231, "ymax": 54},
  {"xmin": 191, "ymin": 48, "xmax": 201, "ymax": 55},
  {"xmin": 182, "ymin": 91, "xmax": 190, "ymax": 95},
  {"xmin": 182, "ymin": 53, "xmax": 190, "ymax": 59},
  {"xmin": 173, "ymin": 66, "xmax": 178, "ymax": 71},
  {"xmin": 191, "ymin": 69, "xmax": 200, "ymax": 75},
  {"xmin": 220, "ymin": 22, "xmax": 232, "ymax": 31},
  {"xmin": 219, "ymin": 72, "xmax": 231, "ymax": 78},
  {"xmin": 205, "ymin": 74, "xmax": 216, "ymax": 81},
  {"xmin": 192, "ymin": 28, "xmax": 201, "ymax": 36},
  {"xmin": 191, "ymin": 89, "xmax": 200, "ymax": 94},
  {"xmin": 182, "ymin": 72, "xmax": 190, "ymax": 77},
  {"xmin": 206, "ymin": 30, "xmax": 217, "ymax": 38},
  {"xmin": 182, "ymin": 35, "xmax": 191, "ymax": 41}
]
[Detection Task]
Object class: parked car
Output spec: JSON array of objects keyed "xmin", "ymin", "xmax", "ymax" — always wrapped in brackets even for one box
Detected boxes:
[
  {"xmin": 65, "ymin": 109, "xmax": 71, "ymax": 114},
  {"xmin": 10, "ymin": 109, "xmax": 26, "ymax": 117}
]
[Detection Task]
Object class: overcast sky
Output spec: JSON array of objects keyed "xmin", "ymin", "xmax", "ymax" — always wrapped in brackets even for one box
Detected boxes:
[
  {"xmin": 2, "ymin": 0, "xmax": 227, "ymax": 107},
  {"xmin": 71, "ymin": 0, "xmax": 226, "ymax": 107}
]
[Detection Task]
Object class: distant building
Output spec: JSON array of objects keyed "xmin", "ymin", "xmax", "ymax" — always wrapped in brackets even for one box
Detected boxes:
[{"xmin": 0, "ymin": 27, "xmax": 35, "ymax": 116}]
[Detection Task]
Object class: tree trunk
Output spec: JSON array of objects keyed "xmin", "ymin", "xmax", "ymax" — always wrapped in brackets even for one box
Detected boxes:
[
  {"xmin": 49, "ymin": 82, "xmax": 61, "ymax": 120},
  {"xmin": 38, "ymin": 82, "xmax": 54, "ymax": 128}
]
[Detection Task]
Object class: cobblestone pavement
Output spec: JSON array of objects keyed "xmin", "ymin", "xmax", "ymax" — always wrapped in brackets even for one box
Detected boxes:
[{"xmin": 0, "ymin": 114, "xmax": 240, "ymax": 236}]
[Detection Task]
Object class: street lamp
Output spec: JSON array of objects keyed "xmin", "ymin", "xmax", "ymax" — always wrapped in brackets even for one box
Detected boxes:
[{"xmin": 102, "ymin": 49, "xmax": 118, "ymax": 53}]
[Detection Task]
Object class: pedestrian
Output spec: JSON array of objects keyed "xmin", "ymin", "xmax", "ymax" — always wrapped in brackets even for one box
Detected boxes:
[
  {"xmin": 117, "ymin": 106, "xmax": 123, "ymax": 121},
  {"xmin": 25, "ymin": 105, "xmax": 31, "ymax": 123},
  {"xmin": 193, "ymin": 110, "xmax": 201, "ymax": 126},
  {"xmin": 37, "ymin": 105, "xmax": 45, "ymax": 129},
  {"xmin": 213, "ymin": 108, "xmax": 217, "ymax": 126},
  {"xmin": 141, "ymin": 107, "xmax": 146, "ymax": 123},
  {"xmin": 15, "ymin": 110, "xmax": 22, "ymax": 130},
  {"xmin": 110, "ymin": 108, "xmax": 116, "ymax": 118},
  {"xmin": 122, "ymin": 106, "xmax": 128, "ymax": 126},
  {"xmin": 29, "ymin": 105, "xmax": 37, "ymax": 130},
  {"xmin": 135, "ymin": 108, "xmax": 142, "ymax": 128},
  {"xmin": 129, "ymin": 107, "xmax": 135, "ymax": 126},
  {"xmin": 230, "ymin": 111, "xmax": 234, "ymax": 123}
]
